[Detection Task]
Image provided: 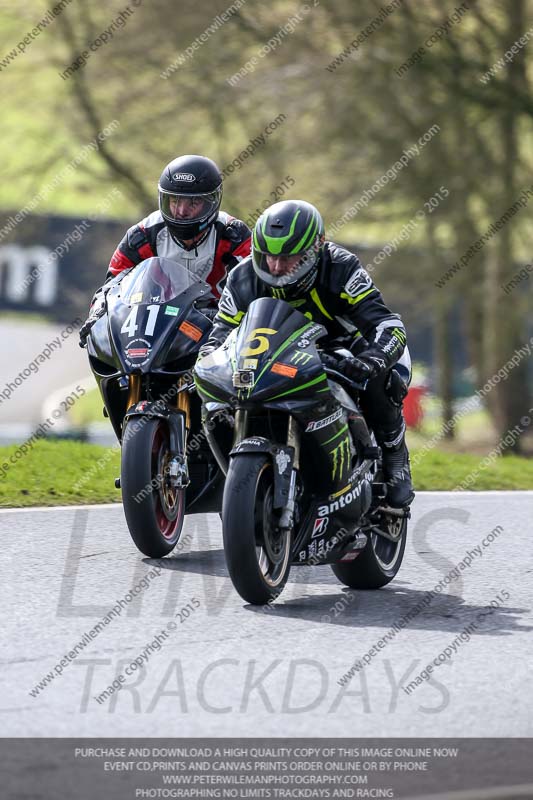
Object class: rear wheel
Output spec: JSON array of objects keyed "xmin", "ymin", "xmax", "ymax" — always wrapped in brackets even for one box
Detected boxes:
[
  {"xmin": 222, "ymin": 454, "xmax": 292, "ymax": 605},
  {"xmin": 331, "ymin": 511, "xmax": 407, "ymax": 589},
  {"xmin": 121, "ymin": 417, "xmax": 185, "ymax": 557}
]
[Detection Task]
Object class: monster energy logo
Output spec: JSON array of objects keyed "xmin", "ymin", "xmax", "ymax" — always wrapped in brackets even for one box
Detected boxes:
[
  {"xmin": 291, "ymin": 350, "xmax": 313, "ymax": 365},
  {"xmin": 271, "ymin": 287, "xmax": 286, "ymax": 299},
  {"xmin": 392, "ymin": 326, "xmax": 406, "ymax": 344},
  {"xmin": 330, "ymin": 435, "xmax": 351, "ymax": 482}
]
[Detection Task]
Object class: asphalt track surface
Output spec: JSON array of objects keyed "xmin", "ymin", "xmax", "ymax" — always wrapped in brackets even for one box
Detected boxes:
[{"xmin": 1, "ymin": 491, "xmax": 532, "ymax": 738}]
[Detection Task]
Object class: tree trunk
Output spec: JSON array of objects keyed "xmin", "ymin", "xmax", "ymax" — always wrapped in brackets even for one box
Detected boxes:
[{"xmin": 484, "ymin": 0, "xmax": 530, "ymax": 453}]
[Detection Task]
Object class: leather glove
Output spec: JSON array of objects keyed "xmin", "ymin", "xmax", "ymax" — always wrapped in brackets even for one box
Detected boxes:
[
  {"xmin": 200, "ymin": 306, "xmax": 218, "ymax": 321},
  {"xmin": 79, "ymin": 316, "xmax": 97, "ymax": 348},
  {"xmin": 79, "ymin": 298, "xmax": 105, "ymax": 348},
  {"xmin": 321, "ymin": 349, "xmax": 388, "ymax": 384}
]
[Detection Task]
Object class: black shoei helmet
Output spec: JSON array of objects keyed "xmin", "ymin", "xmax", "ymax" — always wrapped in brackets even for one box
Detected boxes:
[
  {"xmin": 158, "ymin": 155, "xmax": 222, "ymax": 242},
  {"xmin": 252, "ymin": 200, "xmax": 325, "ymax": 298}
]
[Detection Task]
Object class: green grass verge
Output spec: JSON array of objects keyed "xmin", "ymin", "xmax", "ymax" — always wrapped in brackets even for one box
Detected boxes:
[
  {"xmin": 69, "ymin": 387, "xmax": 106, "ymax": 426},
  {"xmin": 0, "ymin": 440, "xmax": 120, "ymax": 508},
  {"xmin": 412, "ymin": 448, "xmax": 533, "ymax": 491},
  {"xmin": 0, "ymin": 439, "xmax": 532, "ymax": 508}
]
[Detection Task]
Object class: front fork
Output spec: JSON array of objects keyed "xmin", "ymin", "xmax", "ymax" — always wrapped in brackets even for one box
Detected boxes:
[
  {"xmin": 170, "ymin": 377, "xmax": 191, "ymax": 488},
  {"xmin": 232, "ymin": 410, "xmax": 300, "ymax": 530},
  {"xmin": 127, "ymin": 374, "xmax": 141, "ymax": 409},
  {"xmin": 279, "ymin": 416, "xmax": 300, "ymax": 530},
  {"xmin": 127, "ymin": 375, "xmax": 191, "ymax": 489}
]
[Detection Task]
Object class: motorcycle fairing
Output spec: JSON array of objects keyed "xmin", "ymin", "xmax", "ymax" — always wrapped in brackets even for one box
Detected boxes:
[{"xmin": 195, "ymin": 297, "xmax": 330, "ymax": 410}]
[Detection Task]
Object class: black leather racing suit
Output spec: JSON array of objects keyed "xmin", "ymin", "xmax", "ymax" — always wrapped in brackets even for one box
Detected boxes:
[{"xmin": 202, "ymin": 242, "xmax": 412, "ymax": 504}]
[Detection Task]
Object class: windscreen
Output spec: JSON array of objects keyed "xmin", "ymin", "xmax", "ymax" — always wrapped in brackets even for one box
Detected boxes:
[{"xmin": 119, "ymin": 257, "xmax": 210, "ymax": 305}]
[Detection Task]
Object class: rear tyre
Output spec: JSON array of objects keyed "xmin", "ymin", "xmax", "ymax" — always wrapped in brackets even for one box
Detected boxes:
[
  {"xmin": 121, "ymin": 417, "xmax": 185, "ymax": 558},
  {"xmin": 222, "ymin": 454, "xmax": 292, "ymax": 605},
  {"xmin": 331, "ymin": 513, "xmax": 407, "ymax": 589}
]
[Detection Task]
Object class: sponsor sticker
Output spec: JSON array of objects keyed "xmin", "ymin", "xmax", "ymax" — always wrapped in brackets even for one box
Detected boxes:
[
  {"xmin": 340, "ymin": 551, "xmax": 359, "ymax": 562},
  {"xmin": 318, "ymin": 470, "xmax": 373, "ymax": 517},
  {"xmin": 243, "ymin": 358, "xmax": 258, "ymax": 369},
  {"xmin": 312, "ymin": 517, "xmax": 329, "ymax": 538},
  {"xmin": 131, "ymin": 292, "xmax": 143, "ymax": 304},
  {"xmin": 275, "ymin": 450, "xmax": 291, "ymax": 475},
  {"xmin": 318, "ymin": 484, "xmax": 363, "ymax": 517},
  {"xmin": 297, "ymin": 323, "xmax": 323, "ymax": 348},
  {"xmin": 271, "ymin": 362, "xmax": 297, "ymax": 378},
  {"xmin": 179, "ymin": 321, "xmax": 203, "ymax": 341},
  {"xmin": 305, "ymin": 408, "xmax": 343, "ymax": 432},
  {"xmin": 125, "ymin": 337, "xmax": 151, "ymax": 366},
  {"xmin": 291, "ymin": 350, "xmax": 313, "ymax": 365},
  {"xmin": 340, "ymin": 533, "xmax": 368, "ymax": 559},
  {"xmin": 237, "ymin": 438, "xmax": 265, "ymax": 448},
  {"xmin": 300, "ymin": 536, "xmax": 339, "ymax": 562},
  {"xmin": 165, "ymin": 305, "xmax": 180, "ymax": 316}
]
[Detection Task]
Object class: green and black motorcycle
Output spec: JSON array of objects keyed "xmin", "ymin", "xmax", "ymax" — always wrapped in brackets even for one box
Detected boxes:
[{"xmin": 194, "ymin": 296, "xmax": 409, "ymax": 605}]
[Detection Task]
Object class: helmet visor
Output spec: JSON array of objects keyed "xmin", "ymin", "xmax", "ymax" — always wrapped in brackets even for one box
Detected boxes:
[
  {"xmin": 159, "ymin": 188, "xmax": 221, "ymax": 226},
  {"xmin": 252, "ymin": 244, "xmax": 318, "ymax": 288}
]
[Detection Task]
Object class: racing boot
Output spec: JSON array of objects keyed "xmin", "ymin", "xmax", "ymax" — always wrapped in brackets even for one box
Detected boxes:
[{"xmin": 377, "ymin": 423, "xmax": 414, "ymax": 508}]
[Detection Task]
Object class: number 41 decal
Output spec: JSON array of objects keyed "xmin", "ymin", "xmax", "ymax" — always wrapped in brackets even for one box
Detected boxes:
[{"xmin": 120, "ymin": 305, "xmax": 160, "ymax": 338}]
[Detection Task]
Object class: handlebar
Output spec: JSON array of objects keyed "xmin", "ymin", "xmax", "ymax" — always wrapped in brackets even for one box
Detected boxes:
[{"xmin": 323, "ymin": 366, "xmax": 368, "ymax": 393}]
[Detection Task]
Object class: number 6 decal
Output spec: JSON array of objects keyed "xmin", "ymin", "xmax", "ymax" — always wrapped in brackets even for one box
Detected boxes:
[{"xmin": 241, "ymin": 327, "xmax": 277, "ymax": 356}]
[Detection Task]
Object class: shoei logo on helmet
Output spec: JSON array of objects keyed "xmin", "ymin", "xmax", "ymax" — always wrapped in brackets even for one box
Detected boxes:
[{"xmin": 172, "ymin": 173, "xmax": 196, "ymax": 183}]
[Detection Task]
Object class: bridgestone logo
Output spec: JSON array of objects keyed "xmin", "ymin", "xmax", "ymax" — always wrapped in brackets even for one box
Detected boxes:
[{"xmin": 305, "ymin": 408, "xmax": 343, "ymax": 432}]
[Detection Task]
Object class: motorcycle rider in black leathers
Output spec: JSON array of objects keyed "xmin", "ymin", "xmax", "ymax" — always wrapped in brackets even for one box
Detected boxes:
[
  {"xmin": 199, "ymin": 199, "xmax": 414, "ymax": 510},
  {"xmin": 80, "ymin": 155, "xmax": 251, "ymax": 344}
]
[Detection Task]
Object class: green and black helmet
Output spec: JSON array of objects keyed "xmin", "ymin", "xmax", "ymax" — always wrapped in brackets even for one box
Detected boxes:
[{"xmin": 252, "ymin": 200, "xmax": 325, "ymax": 298}]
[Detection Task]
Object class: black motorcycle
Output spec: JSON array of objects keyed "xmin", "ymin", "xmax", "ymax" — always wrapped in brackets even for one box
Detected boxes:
[
  {"xmin": 85, "ymin": 257, "xmax": 223, "ymax": 557},
  {"xmin": 194, "ymin": 297, "xmax": 409, "ymax": 605}
]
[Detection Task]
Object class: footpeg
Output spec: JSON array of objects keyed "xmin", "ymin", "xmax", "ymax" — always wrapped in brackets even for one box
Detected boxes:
[
  {"xmin": 375, "ymin": 504, "xmax": 411, "ymax": 519},
  {"xmin": 114, "ymin": 477, "xmax": 121, "ymax": 489},
  {"xmin": 363, "ymin": 446, "xmax": 382, "ymax": 459}
]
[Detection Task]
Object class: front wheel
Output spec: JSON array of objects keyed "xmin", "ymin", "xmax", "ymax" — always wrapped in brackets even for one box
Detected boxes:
[
  {"xmin": 121, "ymin": 417, "xmax": 185, "ymax": 558},
  {"xmin": 222, "ymin": 454, "xmax": 292, "ymax": 605},
  {"xmin": 331, "ymin": 512, "xmax": 407, "ymax": 589}
]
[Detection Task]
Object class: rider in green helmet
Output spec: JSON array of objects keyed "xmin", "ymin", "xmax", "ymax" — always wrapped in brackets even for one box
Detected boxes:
[{"xmin": 200, "ymin": 199, "xmax": 414, "ymax": 509}]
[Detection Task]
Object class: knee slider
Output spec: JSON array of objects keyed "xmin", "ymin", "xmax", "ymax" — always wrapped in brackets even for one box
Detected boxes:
[{"xmin": 385, "ymin": 369, "xmax": 409, "ymax": 406}]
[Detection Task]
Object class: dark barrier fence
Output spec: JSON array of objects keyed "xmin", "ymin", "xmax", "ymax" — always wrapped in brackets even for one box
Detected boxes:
[{"xmin": 0, "ymin": 211, "xmax": 125, "ymax": 322}]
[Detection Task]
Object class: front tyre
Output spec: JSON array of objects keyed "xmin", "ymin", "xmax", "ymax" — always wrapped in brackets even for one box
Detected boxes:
[
  {"xmin": 121, "ymin": 417, "xmax": 185, "ymax": 558},
  {"xmin": 331, "ymin": 513, "xmax": 407, "ymax": 589},
  {"xmin": 222, "ymin": 454, "xmax": 291, "ymax": 605}
]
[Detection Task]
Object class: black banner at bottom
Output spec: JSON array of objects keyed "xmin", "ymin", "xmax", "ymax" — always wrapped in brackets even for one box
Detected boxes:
[{"xmin": 1, "ymin": 738, "xmax": 532, "ymax": 800}]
